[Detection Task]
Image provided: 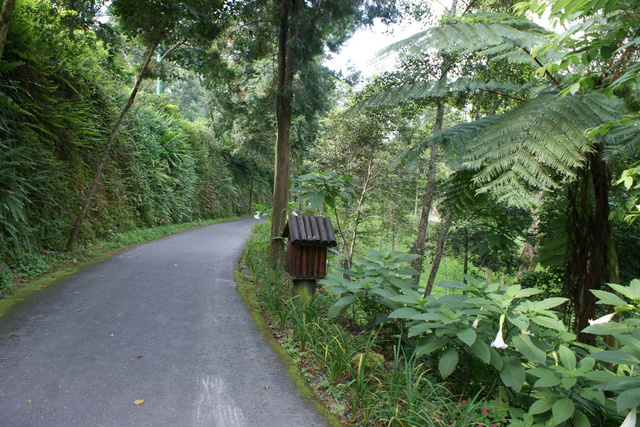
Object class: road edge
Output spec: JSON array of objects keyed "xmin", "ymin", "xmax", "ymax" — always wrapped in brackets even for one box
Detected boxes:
[{"xmin": 235, "ymin": 265, "xmax": 342, "ymax": 427}]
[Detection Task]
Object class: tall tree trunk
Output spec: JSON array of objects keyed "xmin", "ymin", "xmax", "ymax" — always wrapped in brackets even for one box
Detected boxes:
[
  {"xmin": 564, "ymin": 146, "xmax": 619, "ymax": 344},
  {"xmin": 424, "ymin": 212, "xmax": 452, "ymax": 296},
  {"xmin": 269, "ymin": 0, "xmax": 298, "ymax": 266},
  {"xmin": 67, "ymin": 40, "xmax": 159, "ymax": 251},
  {"xmin": 0, "ymin": 0, "xmax": 16, "ymax": 60},
  {"xmin": 413, "ymin": 163, "xmax": 422, "ymax": 228},
  {"xmin": 410, "ymin": 0, "xmax": 459, "ymax": 284},
  {"xmin": 411, "ymin": 101, "xmax": 444, "ymax": 284}
]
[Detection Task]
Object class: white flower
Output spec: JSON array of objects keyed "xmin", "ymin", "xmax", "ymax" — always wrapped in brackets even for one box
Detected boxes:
[
  {"xmin": 521, "ymin": 329, "xmax": 534, "ymax": 336},
  {"xmin": 491, "ymin": 314, "xmax": 509, "ymax": 349},
  {"xmin": 588, "ymin": 312, "xmax": 616, "ymax": 325},
  {"xmin": 621, "ymin": 407, "xmax": 636, "ymax": 427},
  {"xmin": 254, "ymin": 212, "xmax": 261, "ymax": 220},
  {"xmin": 472, "ymin": 318, "xmax": 480, "ymax": 329}
]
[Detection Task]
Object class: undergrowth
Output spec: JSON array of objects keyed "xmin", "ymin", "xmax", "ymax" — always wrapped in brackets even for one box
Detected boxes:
[{"xmin": 241, "ymin": 221, "xmax": 503, "ymax": 426}]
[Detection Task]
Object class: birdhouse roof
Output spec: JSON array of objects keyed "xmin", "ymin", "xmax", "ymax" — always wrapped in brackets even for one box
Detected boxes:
[{"xmin": 282, "ymin": 215, "xmax": 337, "ymax": 247}]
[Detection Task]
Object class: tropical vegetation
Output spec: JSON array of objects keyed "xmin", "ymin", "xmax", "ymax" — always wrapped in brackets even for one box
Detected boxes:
[{"xmin": 2, "ymin": 0, "xmax": 640, "ymax": 425}]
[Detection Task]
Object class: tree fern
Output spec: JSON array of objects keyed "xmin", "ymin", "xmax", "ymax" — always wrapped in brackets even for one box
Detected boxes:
[
  {"xmin": 467, "ymin": 92, "xmax": 625, "ymax": 204},
  {"xmin": 438, "ymin": 169, "xmax": 489, "ymax": 216}
]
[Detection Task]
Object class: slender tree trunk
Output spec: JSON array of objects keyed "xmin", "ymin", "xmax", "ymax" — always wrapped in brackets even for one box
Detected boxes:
[
  {"xmin": 270, "ymin": 0, "xmax": 298, "ymax": 266},
  {"xmin": 0, "ymin": 0, "xmax": 16, "ymax": 60},
  {"xmin": 67, "ymin": 40, "xmax": 159, "ymax": 251},
  {"xmin": 344, "ymin": 154, "xmax": 374, "ymax": 269},
  {"xmin": 463, "ymin": 227, "xmax": 469, "ymax": 284},
  {"xmin": 411, "ymin": 101, "xmax": 444, "ymax": 284},
  {"xmin": 413, "ymin": 163, "xmax": 422, "ymax": 228},
  {"xmin": 248, "ymin": 174, "xmax": 254, "ymax": 214},
  {"xmin": 424, "ymin": 213, "xmax": 452, "ymax": 296},
  {"xmin": 411, "ymin": 1, "xmax": 460, "ymax": 284}
]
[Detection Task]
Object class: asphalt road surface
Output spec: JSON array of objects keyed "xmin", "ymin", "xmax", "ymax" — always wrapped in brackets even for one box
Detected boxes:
[{"xmin": 0, "ymin": 218, "xmax": 327, "ymax": 426}]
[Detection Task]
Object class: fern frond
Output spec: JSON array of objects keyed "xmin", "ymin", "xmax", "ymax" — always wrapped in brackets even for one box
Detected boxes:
[
  {"xmin": 470, "ymin": 92, "xmax": 625, "ymax": 202},
  {"xmin": 602, "ymin": 119, "xmax": 640, "ymax": 161},
  {"xmin": 439, "ymin": 169, "xmax": 489, "ymax": 215},
  {"xmin": 363, "ymin": 77, "xmax": 530, "ymax": 108},
  {"xmin": 396, "ymin": 115, "xmax": 503, "ymax": 171},
  {"xmin": 379, "ymin": 14, "xmax": 552, "ymax": 60}
]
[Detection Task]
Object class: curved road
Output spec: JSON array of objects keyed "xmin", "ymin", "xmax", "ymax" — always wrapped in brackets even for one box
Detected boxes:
[{"xmin": 0, "ymin": 218, "xmax": 327, "ymax": 426}]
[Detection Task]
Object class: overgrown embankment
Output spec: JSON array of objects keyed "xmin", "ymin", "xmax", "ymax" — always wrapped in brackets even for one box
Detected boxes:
[
  {"xmin": 0, "ymin": 0, "xmax": 271, "ymax": 293},
  {"xmin": 240, "ymin": 222, "xmax": 503, "ymax": 426},
  {"xmin": 242, "ymin": 222, "xmax": 640, "ymax": 427}
]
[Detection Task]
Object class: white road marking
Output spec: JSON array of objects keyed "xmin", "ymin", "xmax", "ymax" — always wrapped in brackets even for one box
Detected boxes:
[{"xmin": 194, "ymin": 375, "xmax": 248, "ymax": 426}]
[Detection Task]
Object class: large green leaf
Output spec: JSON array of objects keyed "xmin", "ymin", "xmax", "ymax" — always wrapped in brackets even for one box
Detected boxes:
[
  {"xmin": 305, "ymin": 193, "xmax": 325, "ymax": 210},
  {"xmin": 529, "ymin": 397, "xmax": 554, "ymax": 415},
  {"xmin": 435, "ymin": 280, "xmax": 468, "ymax": 290},
  {"xmin": 528, "ymin": 367, "xmax": 561, "ymax": 387},
  {"xmin": 572, "ymin": 410, "xmax": 591, "ymax": 427},
  {"xmin": 616, "ymin": 333, "xmax": 640, "ymax": 350},
  {"xmin": 513, "ymin": 287, "xmax": 542, "ymax": 298},
  {"xmin": 533, "ymin": 297, "xmax": 569, "ymax": 311},
  {"xmin": 607, "ymin": 283, "xmax": 640, "ymax": 301},
  {"xmin": 409, "ymin": 322, "xmax": 447, "ymax": 336},
  {"xmin": 388, "ymin": 307, "xmax": 423, "ymax": 320},
  {"xmin": 582, "ymin": 322, "xmax": 631, "ymax": 335},
  {"xmin": 512, "ymin": 334, "xmax": 547, "ymax": 365},
  {"xmin": 558, "ymin": 345, "xmax": 577, "ymax": 371},
  {"xmin": 589, "ymin": 350, "xmax": 640, "ymax": 365},
  {"xmin": 391, "ymin": 253, "xmax": 420, "ymax": 263},
  {"xmin": 601, "ymin": 376, "xmax": 640, "ymax": 392},
  {"xmin": 500, "ymin": 357, "xmax": 526, "ymax": 392},
  {"xmin": 456, "ymin": 328, "xmax": 477, "ymax": 347},
  {"xmin": 584, "ymin": 370, "xmax": 617, "ymax": 383},
  {"xmin": 617, "ymin": 388, "xmax": 640, "ymax": 412},
  {"xmin": 328, "ymin": 295, "xmax": 357, "ymax": 319},
  {"xmin": 439, "ymin": 347, "xmax": 459, "ymax": 379},
  {"xmin": 470, "ymin": 338, "xmax": 491, "ymax": 364},
  {"xmin": 531, "ymin": 315, "xmax": 567, "ymax": 331},
  {"xmin": 415, "ymin": 337, "xmax": 450, "ymax": 357},
  {"xmin": 490, "ymin": 347, "xmax": 504, "ymax": 370},
  {"xmin": 591, "ymin": 289, "xmax": 629, "ymax": 306},
  {"xmin": 552, "ymin": 397, "xmax": 575, "ymax": 424}
]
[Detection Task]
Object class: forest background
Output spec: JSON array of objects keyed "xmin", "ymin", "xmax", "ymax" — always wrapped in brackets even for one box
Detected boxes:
[{"xmin": 2, "ymin": 0, "xmax": 640, "ymax": 426}]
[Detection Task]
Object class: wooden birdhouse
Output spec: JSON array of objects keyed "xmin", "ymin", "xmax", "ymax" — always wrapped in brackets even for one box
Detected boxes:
[{"xmin": 282, "ymin": 214, "xmax": 337, "ymax": 299}]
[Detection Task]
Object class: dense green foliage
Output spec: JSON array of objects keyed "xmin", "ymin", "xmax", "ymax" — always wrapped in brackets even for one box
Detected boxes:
[
  {"xmin": 245, "ymin": 221, "xmax": 640, "ymax": 426},
  {"xmin": 3, "ymin": 0, "xmax": 640, "ymax": 425},
  {"xmin": 0, "ymin": 0, "xmax": 271, "ymax": 290}
]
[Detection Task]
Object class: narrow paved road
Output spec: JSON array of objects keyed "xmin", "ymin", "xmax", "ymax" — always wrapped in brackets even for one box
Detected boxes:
[{"xmin": 0, "ymin": 218, "xmax": 327, "ymax": 426}]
